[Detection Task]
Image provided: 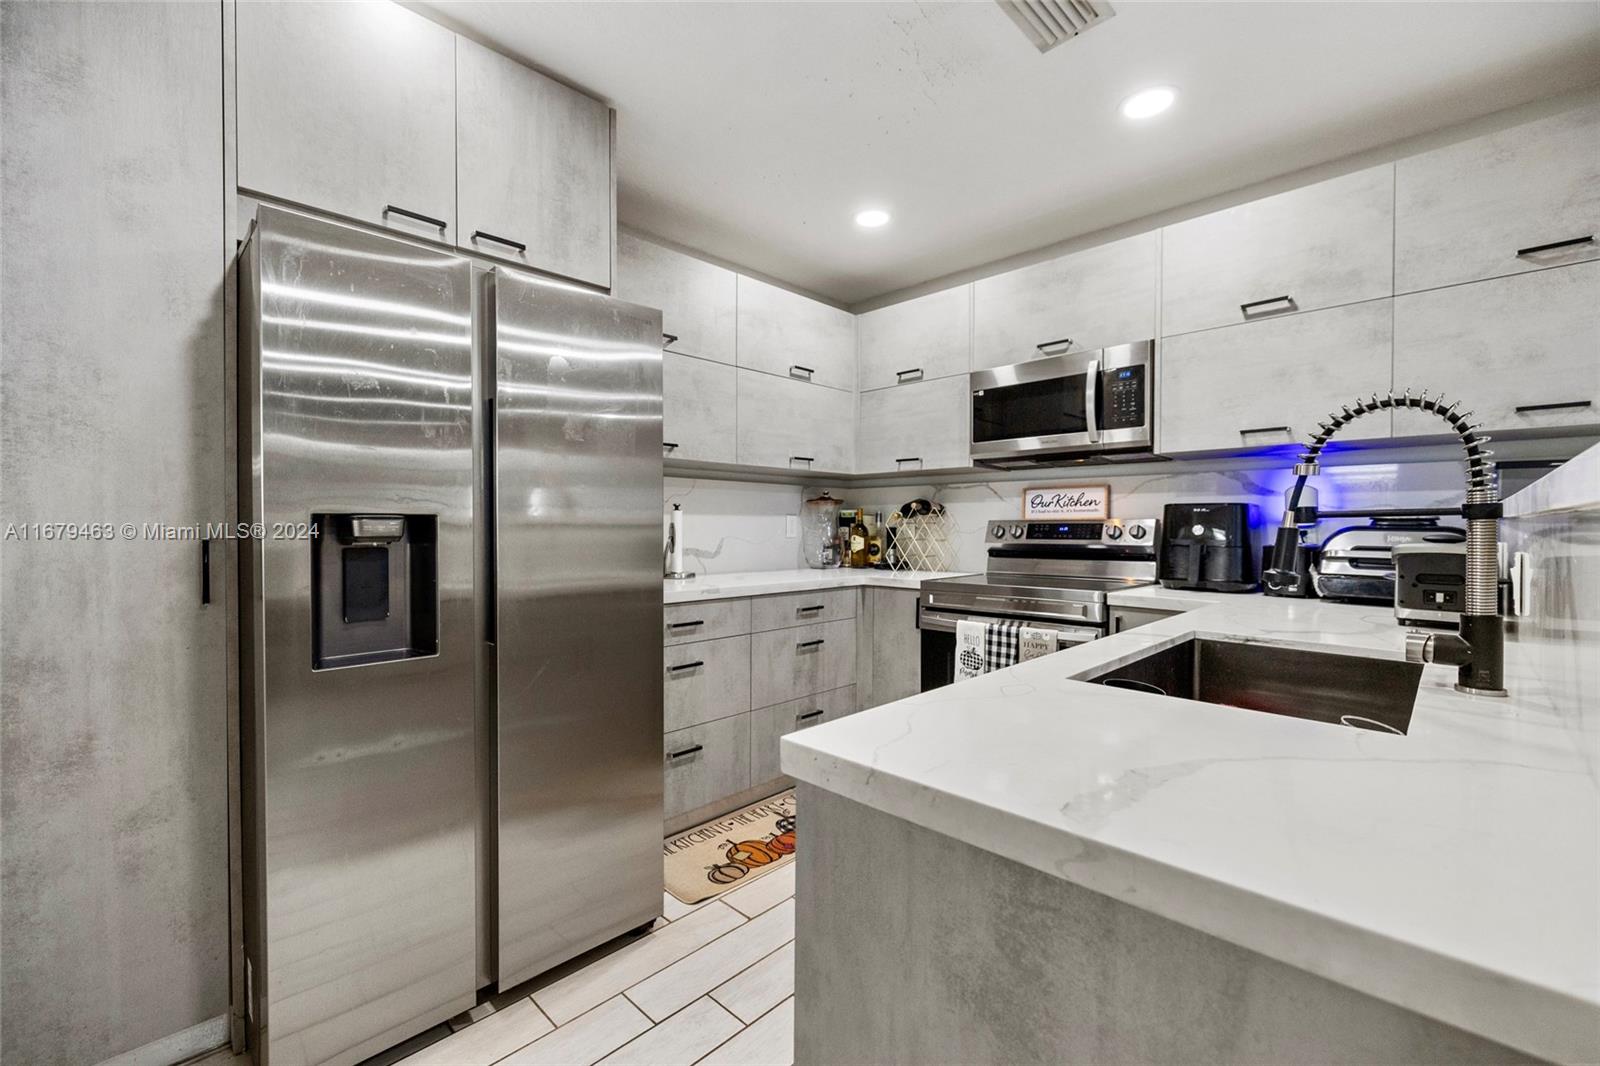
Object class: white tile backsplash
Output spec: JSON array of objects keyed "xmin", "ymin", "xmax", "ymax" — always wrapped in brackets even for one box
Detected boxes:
[{"xmin": 664, "ymin": 478, "xmax": 803, "ymax": 574}]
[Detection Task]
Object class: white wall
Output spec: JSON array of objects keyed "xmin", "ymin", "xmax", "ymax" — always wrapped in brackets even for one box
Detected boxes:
[{"xmin": 664, "ymin": 477, "xmax": 803, "ymax": 574}]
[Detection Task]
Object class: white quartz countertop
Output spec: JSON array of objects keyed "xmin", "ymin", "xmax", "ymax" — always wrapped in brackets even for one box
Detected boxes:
[
  {"xmin": 664, "ymin": 568, "xmax": 969, "ymax": 604},
  {"xmin": 781, "ymin": 594, "xmax": 1599, "ymax": 1063}
]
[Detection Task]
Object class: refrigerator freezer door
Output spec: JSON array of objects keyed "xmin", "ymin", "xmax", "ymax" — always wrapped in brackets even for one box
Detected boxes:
[
  {"xmin": 492, "ymin": 269, "xmax": 665, "ymax": 988},
  {"xmin": 239, "ymin": 206, "xmax": 477, "ymax": 1065}
]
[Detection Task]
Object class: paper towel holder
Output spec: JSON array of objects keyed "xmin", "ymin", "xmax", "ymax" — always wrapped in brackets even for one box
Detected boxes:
[{"xmin": 664, "ymin": 503, "xmax": 696, "ymax": 580}]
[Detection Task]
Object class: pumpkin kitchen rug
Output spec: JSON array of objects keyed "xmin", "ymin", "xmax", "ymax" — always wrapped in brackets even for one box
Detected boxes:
[{"xmin": 663, "ymin": 789, "xmax": 795, "ymax": 905}]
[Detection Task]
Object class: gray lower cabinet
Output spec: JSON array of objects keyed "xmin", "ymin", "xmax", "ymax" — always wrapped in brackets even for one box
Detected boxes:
[
  {"xmin": 866, "ymin": 589, "xmax": 921, "ymax": 708},
  {"xmin": 664, "ymin": 635, "xmax": 752, "ymax": 732},
  {"xmin": 735, "ymin": 276, "xmax": 857, "ymax": 391},
  {"xmin": 1393, "ymin": 261, "xmax": 1600, "ymax": 437},
  {"xmin": 663, "ymin": 353, "xmax": 738, "ymax": 464},
  {"xmin": 664, "ymin": 597, "xmax": 751, "ymax": 645},
  {"xmin": 617, "ymin": 232, "xmax": 737, "ymax": 364},
  {"xmin": 1, "ymin": 3, "xmax": 228, "ymax": 1062},
  {"xmin": 972, "ymin": 233, "xmax": 1158, "ymax": 370},
  {"xmin": 1159, "ymin": 300, "xmax": 1393, "ymax": 455},
  {"xmin": 1160, "ymin": 165, "xmax": 1394, "ymax": 337},
  {"xmin": 751, "ymin": 619, "xmax": 858, "ymax": 708},
  {"xmin": 750, "ymin": 686, "xmax": 858, "ymax": 785},
  {"xmin": 455, "ymin": 36, "xmax": 612, "ymax": 287},
  {"xmin": 858, "ymin": 286, "xmax": 972, "ymax": 390},
  {"xmin": 750, "ymin": 588, "xmax": 856, "ymax": 632},
  {"xmin": 856, "ymin": 376, "xmax": 970, "ymax": 475},
  {"xmin": 664, "ymin": 714, "xmax": 752, "ymax": 822},
  {"xmin": 1395, "ymin": 102, "xmax": 1600, "ymax": 294},
  {"xmin": 1110, "ymin": 606, "xmax": 1180, "ymax": 634},
  {"xmin": 736, "ymin": 370, "xmax": 855, "ymax": 474},
  {"xmin": 236, "ymin": 0, "xmax": 457, "ymax": 242}
]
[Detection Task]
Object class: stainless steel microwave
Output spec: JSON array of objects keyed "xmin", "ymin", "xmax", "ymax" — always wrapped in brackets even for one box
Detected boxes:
[{"xmin": 970, "ymin": 340, "xmax": 1155, "ymax": 467}]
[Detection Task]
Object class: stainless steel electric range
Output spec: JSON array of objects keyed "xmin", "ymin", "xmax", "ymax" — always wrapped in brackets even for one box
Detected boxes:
[{"xmin": 918, "ymin": 517, "xmax": 1160, "ymax": 691}]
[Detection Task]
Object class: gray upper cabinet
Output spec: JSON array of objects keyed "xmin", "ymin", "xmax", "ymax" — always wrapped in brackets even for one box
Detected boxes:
[
  {"xmin": 736, "ymin": 276, "xmax": 857, "ymax": 391},
  {"xmin": 237, "ymin": 0, "xmax": 456, "ymax": 242},
  {"xmin": 1393, "ymin": 261, "xmax": 1600, "ymax": 437},
  {"xmin": 1159, "ymin": 301, "xmax": 1393, "ymax": 455},
  {"xmin": 1395, "ymin": 103, "xmax": 1600, "ymax": 295},
  {"xmin": 456, "ymin": 36, "xmax": 612, "ymax": 288},
  {"xmin": 1161, "ymin": 166, "xmax": 1394, "ymax": 337},
  {"xmin": 663, "ymin": 352, "xmax": 737, "ymax": 464},
  {"xmin": 856, "ymin": 376, "xmax": 970, "ymax": 475},
  {"xmin": 616, "ymin": 232, "xmax": 737, "ymax": 364},
  {"xmin": 858, "ymin": 285, "xmax": 972, "ymax": 390},
  {"xmin": 736, "ymin": 370, "xmax": 855, "ymax": 474},
  {"xmin": 972, "ymin": 234, "xmax": 1158, "ymax": 371}
]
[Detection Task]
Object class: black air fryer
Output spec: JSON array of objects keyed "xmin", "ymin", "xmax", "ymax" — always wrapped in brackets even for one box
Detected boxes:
[{"xmin": 1159, "ymin": 503, "xmax": 1258, "ymax": 593}]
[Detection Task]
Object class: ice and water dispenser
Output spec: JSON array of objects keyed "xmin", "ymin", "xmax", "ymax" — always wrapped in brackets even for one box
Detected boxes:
[{"xmin": 311, "ymin": 513, "xmax": 438, "ymax": 669}]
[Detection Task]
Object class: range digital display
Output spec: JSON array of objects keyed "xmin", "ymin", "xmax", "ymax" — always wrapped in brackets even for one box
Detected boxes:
[{"xmin": 1026, "ymin": 522, "xmax": 1104, "ymax": 540}]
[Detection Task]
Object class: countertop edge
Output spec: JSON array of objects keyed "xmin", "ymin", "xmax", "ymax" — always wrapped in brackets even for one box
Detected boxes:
[{"xmin": 664, "ymin": 569, "xmax": 971, "ymax": 604}]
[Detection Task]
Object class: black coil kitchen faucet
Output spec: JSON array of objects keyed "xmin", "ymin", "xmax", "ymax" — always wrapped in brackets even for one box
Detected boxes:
[{"xmin": 1264, "ymin": 389, "xmax": 1508, "ymax": 696}]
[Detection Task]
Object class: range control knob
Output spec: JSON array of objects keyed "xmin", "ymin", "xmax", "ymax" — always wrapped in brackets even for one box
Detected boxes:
[
  {"xmin": 1129, "ymin": 524, "xmax": 1149, "ymax": 540},
  {"xmin": 991, "ymin": 524, "xmax": 1007, "ymax": 539},
  {"xmin": 1104, "ymin": 525, "xmax": 1123, "ymax": 540},
  {"xmin": 1010, "ymin": 525, "xmax": 1025, "ymax": 539}
]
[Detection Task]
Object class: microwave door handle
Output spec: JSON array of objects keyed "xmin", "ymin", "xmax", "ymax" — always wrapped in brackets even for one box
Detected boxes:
[{"xmin": 1084, "ymin": 358, "xmax": 1101, "ymax": 444}]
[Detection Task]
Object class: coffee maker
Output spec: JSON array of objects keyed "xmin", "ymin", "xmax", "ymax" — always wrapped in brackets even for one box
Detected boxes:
[{"xmin": 1159, "ymin": 503, "xmax": 1258, "ymax": 593}]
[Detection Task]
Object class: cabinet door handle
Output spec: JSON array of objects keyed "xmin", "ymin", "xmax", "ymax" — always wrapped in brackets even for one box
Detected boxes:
[
  {"xmin": 1515, "ymin": 400, "xmax": 1592, "ymax": 414},
  {"xmin": 789, "ymin": 365, "xmax": 815, "ymax": 380},
  {"xmin": 667, "ymin": 745, "xmax": 703, "ymax": 759},
  {"xmin": 663, "ymin": 441, "xmax": 679, "ymax": 451},
  {"xmin": 789, "ymin": 456, "xmax": 814, "ymax": 466},
  {"xmin": 796, "ymin": 639, "xmax": 825, "ymax": 649},
  {"xmin": 662, "ymin": 332, "xmax": 680, "ymax": 346},
  {"xmin": 1240, "ymin": 425, "xmax": 1292, "ymax": 436},
  {"xmin": 667, "ymin": 619, "xmax": 704, "ymax": 629},
  {"xmin": 1240, "ymin": 295, "xmax": 1296, "ymax": 317},
  {"xmin": 796, "ymin": 709, "xmax": 824, "ymax": 721},
  {"xmin": 383, "ymin": 204, "xmax": 448, "ymax": 231},
  {"xmin": 1036, "ymin": 337, "xmax": 1074, "ymax": 354},
  {"xmin": 895, "ymin": 457, "xmax": 922, "ymax": 466},
  {"xmin": 667, "ymin": 660, "xmax": 705, "ymax": 673},
  {"xmin": 797, "ymin": 604, "xmax": 826, "ymax": 614},
  {"xmin": 199, "ymin": 539, "xmax": 212, "ymax": 606},
  {"xmin": 895, "ymin": 367, "xmax": 923, "ymax": 382},
  {"xmin": 472, "ymin": 229, "xmax": 527, "ymax": 253},
  {"xmin": 1516, "ymin": 235, "xmax": 1595, "ymax": 258}
]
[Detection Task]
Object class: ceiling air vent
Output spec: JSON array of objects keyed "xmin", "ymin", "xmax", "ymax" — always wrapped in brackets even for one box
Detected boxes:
[{"xmin": 995, "ymin": 0, "xmax": 1115, "ymax": 53}]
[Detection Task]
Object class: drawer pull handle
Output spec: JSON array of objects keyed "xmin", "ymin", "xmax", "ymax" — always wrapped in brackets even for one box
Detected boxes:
[
  {"xmin": 796, "ymin": 639, "xmax": 825, "ymax": 649},
  {"xmin": 1516, "ymin": 235, "xmax": 1595, "ymax": 258},
  {"xmin": 667, "ymin": 660, "xmax": 705, "ymax": 673},
  {"xmin": 667, "ymin": 619, "xmax": 703, "ymax": 629},
  {"xmin": 663, "ymin": 441, "xmax": 679, "ymax": 451},
  {"xmin": 796, "ymin": 710, "xmax": 825, "ymax": 721},
  {"xmin": 472, "ymin": 229, "xmax": 527, "ymax": 253},
  {"xmin": 1515, "ymin": 400, "xmax": 1592, "ymax": 414},
  {"xmin": 895, "ymin": 457, "xmax": 922, "ymax": 466},
  {"xmin": 662, "ymin": 332, "xmax": 680, "ymax": 346},
  {"xmin": 1240, "ymin": 425, "xmax": 1292, "ymax": 436},
  {"xmin": 895, "ymin": 367, "xmax": 923, "ymax": 382},
  {"xmin": 789, "ymin": 365, "xmax": 815, "ymax": 380},
  {"xmin": 383, "ymin": 204, "xmax": 448, "ymax": 231},
  {"xmin": 668, "ymin": 745, "xmax": 704, "ymax": 759},
  {"xmin": 1240, "ymin": 295, "xmax": 1296, "ymax": 317},
  {"xmin": 789, "ymin": 456, "xmax": 814, "ymax": 466},
  {"xmin": 797, "ymin": 604, "xmax": 826, "ymax": 614},
  {"xmin": 1036, "ymin": 337, "xmax": 1074, "ymax": 354}
]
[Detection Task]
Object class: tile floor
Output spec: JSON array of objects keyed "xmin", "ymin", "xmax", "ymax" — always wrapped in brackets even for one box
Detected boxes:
[{"xmin": 391, "ymin": 863, "xmax": 797, "ymax": 1066}]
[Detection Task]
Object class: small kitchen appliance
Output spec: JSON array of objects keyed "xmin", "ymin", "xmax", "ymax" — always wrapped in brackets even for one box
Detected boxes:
[
  {"xmin": 970, "ymin": 340, "xmax": 1155, "ymax": 467},
  {"xmin": 918, "ymin": 516, "xmax": 1160, "ymax": 690},
  {"xmin": 1158, "ymin": 503, "xmax": 1258, "ymax": 592},
  {"xmin": 1393, "ymin": 542, "xmax": 1468, "ymax": 626},
  {"xmin": 1312, "ymin": 517, "xmax": 1465, "ymax": 604}
]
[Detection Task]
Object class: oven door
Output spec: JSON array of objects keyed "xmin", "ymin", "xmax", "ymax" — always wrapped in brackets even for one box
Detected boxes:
[
  {"xmin": 917, "ymin": 608, "xmax": 1101, "ymax": 692},
  {"xmin": 970, "ymin": 341, "xmax": 1153, "ymax": 463}
]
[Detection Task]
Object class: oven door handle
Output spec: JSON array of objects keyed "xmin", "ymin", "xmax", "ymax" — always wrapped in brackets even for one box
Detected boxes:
[
  {"xmin": 923, "ymin": 596, "xmax": 1097, "ymax": 624},
  {"xmin": 918, "ymin": 610, "xmax": 1099, "ymax": 645},
  {"xmin": 1084, "ymin": 357, "xmax": 1101, "ymax": 444}
]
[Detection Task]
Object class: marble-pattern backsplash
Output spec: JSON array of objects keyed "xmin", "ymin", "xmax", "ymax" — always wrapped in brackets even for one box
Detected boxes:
[{"xmin": 663, "ymin": 477, "xmax": 802, "ymax": 574}]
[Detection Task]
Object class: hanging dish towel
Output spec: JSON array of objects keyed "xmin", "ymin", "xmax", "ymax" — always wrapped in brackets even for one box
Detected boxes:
[
  {"xmin": 955, "ymin": 619, "xmax": 987, "ymax": 680},
  {"xmin": 1018, "ymin": 626, "xmax": 1058, "ymax": 662},
  {"xmin": 985, "ymin": 619, "xmax": 1021, "ymax": 670}
]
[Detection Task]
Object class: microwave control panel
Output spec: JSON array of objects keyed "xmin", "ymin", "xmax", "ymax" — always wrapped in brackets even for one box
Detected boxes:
[{"xmin": 1102, "ymin": 366, "xmax": 1146, "ymax": 430}]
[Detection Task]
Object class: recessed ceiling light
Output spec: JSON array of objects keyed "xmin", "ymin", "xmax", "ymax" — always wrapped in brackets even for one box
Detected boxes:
[
  {"xmin": 854, "ymin": 208, "xmax": 891, "ymax": 229},
  {"xmin": 1120, "ymin": 86, "xmax": 1176, "ymax": 121}
]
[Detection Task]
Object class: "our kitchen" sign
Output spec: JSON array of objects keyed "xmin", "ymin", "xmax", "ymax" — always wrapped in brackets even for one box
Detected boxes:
[{"xmin": 1022, "ymin": 484, "xmax": 1110, "ymax": 520}]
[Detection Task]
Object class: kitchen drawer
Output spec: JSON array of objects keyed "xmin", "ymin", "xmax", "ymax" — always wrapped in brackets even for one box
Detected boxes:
[
  {"xmin": 1161, "ymin": 165, "xmax": 1394, "ymax": 337},
  {"xmin": 664, "ymin": 713, "xmax": 751, "ymax": 821},
  {"xmin": 751, "ymin": 619, "xmax": 857, "ymax": 708},
  {"xmin": 664, "ymin": 598, "xmax": 751, "ymax": 646},
  {"xmin": 750, "ymin": 588, "xmax": 857, "ymax": 632},
  {"xmin": 858, "ymin": 286, "xmax": 971, "ymax": 390},
  {"xmin": 750, "ymin": 685, "xmax": 857, "ymax": 785},
  {"xmin": 664, "ymin": 635, "xmax": 751, "ymax": 733}
]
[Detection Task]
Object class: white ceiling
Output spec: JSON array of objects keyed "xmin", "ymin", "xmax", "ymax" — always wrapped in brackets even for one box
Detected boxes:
[{"xmin": 423, "ymin": 1, "xmax": 1600, "ymax": 306}]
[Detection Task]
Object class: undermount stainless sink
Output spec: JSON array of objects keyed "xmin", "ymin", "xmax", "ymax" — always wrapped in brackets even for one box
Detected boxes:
[{"xmin": 1083, "ymin": 637, "xmax": 1422, "ymax": 735}]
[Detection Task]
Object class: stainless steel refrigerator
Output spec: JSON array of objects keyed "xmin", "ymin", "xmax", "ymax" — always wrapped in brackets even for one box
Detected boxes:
[{"xmin": 239, "ymin": 206, "xmax": 663, "ymax": 1066}]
